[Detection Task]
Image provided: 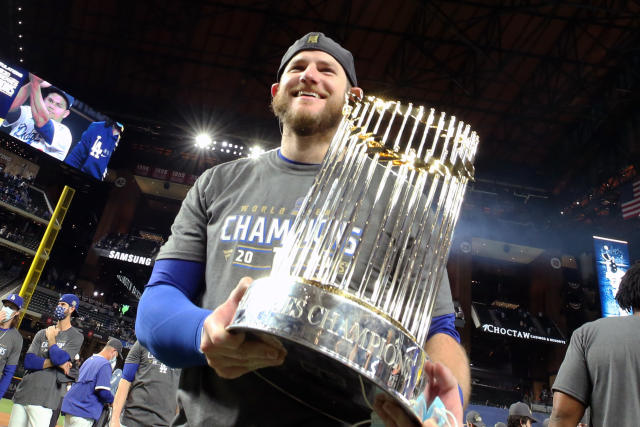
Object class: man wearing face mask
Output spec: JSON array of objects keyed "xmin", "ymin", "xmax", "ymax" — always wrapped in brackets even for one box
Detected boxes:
[
  {"xmin": 60, "ymin": 338, "xmax": 122, "ymax": 427},
  {"xmin": 9, "ymin": 294, "xmax": 84, "ymax": 427},
  {"xmin": 0, "ymin": 294, "xmax": 24, "ymax": 398}
]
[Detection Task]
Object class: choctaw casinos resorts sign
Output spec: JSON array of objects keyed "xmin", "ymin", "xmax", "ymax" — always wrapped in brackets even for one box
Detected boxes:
[{"xmin": 481, "ymin": 323, "xmax": 566, "ymax": 345}]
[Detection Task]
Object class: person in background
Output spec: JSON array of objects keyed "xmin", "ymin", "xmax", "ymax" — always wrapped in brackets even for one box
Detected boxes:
[
  {"xmin": 9, "ymin": 294, "xmax": 84, "ymax": 427},
  {"xmin": 60, "ymin": 339, "xmax": 122, "ymax": 426},
  {"xmin": 0, "ymin": 294, "xmax": 24, "ymax": 398},
  {"xmin": 110, "ymin": 340, "xmax": 180, "ymax": 427},
  {"xmin": 550, "ymin": 262, "xmax": 640, "ymax": 426}
]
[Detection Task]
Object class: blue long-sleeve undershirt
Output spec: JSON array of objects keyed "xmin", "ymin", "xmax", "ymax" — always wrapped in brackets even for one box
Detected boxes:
[
  {"xmin": 24, "ymin": 353, "xmax": 45, "ymax": 370},
  {"xmin": 49, "ymin": 344, "xmax": 70, "ymax": 366},
  {"xmin": 137, "ymin": 259, "xmax": 460, "ymax": 369},
  {"xmin": 122, "ymin": 363, "xmax": 139, "ymax": 382},
  {"xmin": 136, "ymin": 260, "xmax": 209, "ymax": 368},
  {"xmin": 0, "ymin": 364, "xmax": 16, "ymax": 397}
]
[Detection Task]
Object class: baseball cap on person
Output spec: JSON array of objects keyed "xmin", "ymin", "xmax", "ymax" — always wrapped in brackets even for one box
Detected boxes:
[
  {"xmin": 2, "ymin": 293, "xmax": 23, "ymax": 309},
  {"xmin": 42, "ymin": 86, "xmax": 74, "ymax": 109},
  {"xmin": 465, "ymin": 410, "xmax": 486, "ymax": 427},
  {"xmin": 59, "ymin": 294, "xmax": 80, "ymax": 315},
  {"xmin": 277, "ymin": 32, "xmax": 357, "ymax": 86},
  {"xmin": 509, "ymin": 402, "xmax": 539, "ymax": 423},
  {"xmin": 106, "ymin": 338, "xmax": 123, "ymax": 357}
]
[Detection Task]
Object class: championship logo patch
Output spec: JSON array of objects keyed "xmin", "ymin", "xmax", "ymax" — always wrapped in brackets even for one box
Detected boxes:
[{"xmin": 307, "ymin": 34, "xmax": 319, "ymax": 44}]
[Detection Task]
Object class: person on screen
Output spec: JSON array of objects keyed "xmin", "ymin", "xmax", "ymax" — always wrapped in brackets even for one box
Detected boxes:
[
  {"xmin": 550, "ymin": 262, "xmax": 640, "ymax": 426},
  {"xmin": 64, "ymin": 120, "xmax": 124, "ymax": 180},
  {"xmin": 1, "ymin": 73, "xmax": 73, "ymax": 160}
]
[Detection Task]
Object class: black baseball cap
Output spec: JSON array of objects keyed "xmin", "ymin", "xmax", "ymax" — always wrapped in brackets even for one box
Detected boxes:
[
  {"xmin": 277, "ymin": 32, "xmax": 357, "ymax": 86},
  {"xmin": 466, "ymin": 410, "xmax": 486, "ymax": 427},
  {"xmin": 509, "ymin": 402, "xmax": 539, "ymax": 423}
]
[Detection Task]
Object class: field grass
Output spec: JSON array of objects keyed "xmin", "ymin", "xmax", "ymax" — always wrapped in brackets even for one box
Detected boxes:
[{"xmin": 0, "ymin": 398, "xmax": 64, "ymax": 426}]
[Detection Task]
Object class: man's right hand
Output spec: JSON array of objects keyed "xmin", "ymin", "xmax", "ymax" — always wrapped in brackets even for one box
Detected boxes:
[
  {"xmin": 45, "ymin": 325, "xmax": 59, "ymax": 343},
  {"xmin": 109, "ymin": 419, "xmax": 121, "ymax": 427},
  {"xmin": 200, "ymin": 277, "xmax": 287, "ymax": 379}
]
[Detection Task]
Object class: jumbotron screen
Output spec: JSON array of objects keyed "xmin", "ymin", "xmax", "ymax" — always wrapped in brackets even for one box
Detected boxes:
[{"xmin": 0, "ymin": 57, "xmax": 123, "ymax": 181}]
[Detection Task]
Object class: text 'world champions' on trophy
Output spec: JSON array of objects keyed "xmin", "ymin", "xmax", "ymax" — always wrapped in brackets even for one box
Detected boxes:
[{"xmin": 229, "ymin": 94, "xmax": 478, "ymax": 423}]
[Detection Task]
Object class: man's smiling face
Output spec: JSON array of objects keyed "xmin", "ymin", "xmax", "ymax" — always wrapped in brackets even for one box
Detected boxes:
[{"xmin": 271, "ymin": 50, "xmax": 349, "ymax": 136}]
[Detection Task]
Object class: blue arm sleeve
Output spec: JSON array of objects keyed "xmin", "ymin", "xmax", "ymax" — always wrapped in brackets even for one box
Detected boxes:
[
  {"xmin": 0, "ymin": 364, "xmax": 16, "ymax": 397},
  {"xmin": 136, "ymin": 259, "xmax": 210, "ymax": 368},
  {"xmin": 48, "ymin": 344, "xmax": 70, "ymax": 366},
  {"xmin": 426, "ymin": 313, "xmax": 460, "ymax": 343},
  {"xmin": 122, "ymin": 363, "xmax": 139, "ymax": 382},
  {"xmin": 24, "ymin": 353, "xmax": 45, "ymax": 370},
  {"xmin": 96, "ymin": 389, "xmax": 114, "ymax": 404},
  {"xmin": 34, "ymin": 120, "xmax": 54, "ymax": 144}
]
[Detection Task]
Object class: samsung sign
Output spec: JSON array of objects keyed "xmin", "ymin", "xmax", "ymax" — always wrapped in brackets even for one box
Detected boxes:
[
  {"xmin": 481, "ymin": 324, "xmax": 566, "ymax": 345},
  {"xmin": 108, "ymin": 250, "xmax": 153, "ymax": 266}
]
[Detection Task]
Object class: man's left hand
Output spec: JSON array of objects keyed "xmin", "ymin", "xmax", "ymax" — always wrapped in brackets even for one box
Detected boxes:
[{"xmin": 373, "ymin": 360, "xmax": 463, "ymax": 427}]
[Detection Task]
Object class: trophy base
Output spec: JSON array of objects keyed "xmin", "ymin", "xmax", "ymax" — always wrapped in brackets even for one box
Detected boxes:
[{"xmin": 228, "ymin": 276, "xmax": 428, "ymax": 424}]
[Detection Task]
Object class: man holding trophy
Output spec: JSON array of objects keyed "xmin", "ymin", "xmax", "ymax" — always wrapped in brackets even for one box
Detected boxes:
[{"xmin": 136, "ymin": 32, "xmax": 470, "ymax": 426}]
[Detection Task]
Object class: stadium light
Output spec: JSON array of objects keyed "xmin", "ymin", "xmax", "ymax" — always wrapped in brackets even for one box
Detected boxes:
[
  {"xmin": 195, "ymin": 133, "xmax": 212, "ymax": 148},
  {"xmin": 249, "ymin": 145, "xmax": 265, "ymax": 159}
]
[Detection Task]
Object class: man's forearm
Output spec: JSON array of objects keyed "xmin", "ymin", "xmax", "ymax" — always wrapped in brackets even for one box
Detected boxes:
[
  {"xmin": 111, "ymin": 378, "xmax": 131, "ymax": 421},
  {"xmin": 29, "ymin": 82, "xmax": 49, "ymax": 127},
  {"xmin": 424, "ymin": 333, "xmax": 470, "ymax": 406},
  {"xmin": 9, "ymin": 83, "xmax": 30, "ymax": 112}
]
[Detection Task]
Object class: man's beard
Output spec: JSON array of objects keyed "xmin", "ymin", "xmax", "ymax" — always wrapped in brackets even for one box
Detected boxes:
[{"xmin": 271, "ymin": 88, "xmax": 345, "ymax": 136}]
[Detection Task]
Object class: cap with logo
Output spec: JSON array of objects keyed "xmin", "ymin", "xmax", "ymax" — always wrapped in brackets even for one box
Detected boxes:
[
  {"xmin": 59, "ymin": 294, "xmax": 80, "ymax": 315},
  {"xmin": 2, "ymin": 293, "xmax": 23, "ymax": 309},
  {"xmin": 465, "ymin": 410, "xmax": 486, "ymax": 427},
  {"xmin": 509, "ymin": 402, "xmax": 539, "ymax": 423},
  {"xmin": 277, "ymin": 32, "xmax": 357, "ymax": 86}
]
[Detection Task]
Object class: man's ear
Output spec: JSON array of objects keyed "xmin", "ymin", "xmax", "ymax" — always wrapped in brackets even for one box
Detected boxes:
[
  {"xmin": 349, "ymin": 87, "xmax": 363, "ymax": 100},
  {"xmin": 62, "ymin": 110, "xmax": 70, "ymax": 120},
  {"xmin": 271, "ymin": 83, "xmax": 279, "ymax": 98}
]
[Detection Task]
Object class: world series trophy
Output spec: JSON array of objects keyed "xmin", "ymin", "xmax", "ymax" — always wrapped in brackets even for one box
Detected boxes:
[{"xmin": 229, "ymin": 94, "xmax": 478, "ymax": 424}]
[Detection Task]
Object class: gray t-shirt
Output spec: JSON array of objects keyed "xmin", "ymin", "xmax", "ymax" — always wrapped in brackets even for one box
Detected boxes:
[
  {"xmin": 552, "ymin": 315, "xmax": 640, "ymax": 426},
  {"xmin": 13, "ymin": 326, "xmax": 84, "ymax": 409},
  {"xmin": 122, "ymin": 341, "xmax": 181, "ymax": 427},
  {"xmin": 158, "ymin": 149, "xmax": 456, "ymax": 426},
  {"xmin": 0, "ymin": 327, "xmax": 23, "ymax": 373}
]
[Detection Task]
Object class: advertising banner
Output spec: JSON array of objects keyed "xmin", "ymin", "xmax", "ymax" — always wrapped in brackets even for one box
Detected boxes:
[{"xmin": 593, "ymin": 235, "xmax": 631, "ymax": 317}]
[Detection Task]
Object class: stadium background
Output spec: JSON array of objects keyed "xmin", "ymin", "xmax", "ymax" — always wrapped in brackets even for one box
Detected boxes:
[{"xmin": 0, "ymin": 1, "xmax": 640, "ymax": 425}]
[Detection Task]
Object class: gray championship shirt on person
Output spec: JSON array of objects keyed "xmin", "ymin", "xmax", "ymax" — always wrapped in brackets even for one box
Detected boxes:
[
  {"xmin": 13, "ymin": 326, "xmax": 84, "ymax": 409},
  {"xmin": 552, "ymin": 315, "xmax": 640, "ymax": 426},
  {"xmin": 157, "ymin": 149, "xmax": 457, "ymax": 427},
  {"xmin": 0, "ymin": 328, "xmax": 23, "ymax": 375},
  {"xmin": 122, "ymin": 341, "xmax": 181, "ymax": 427}
]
